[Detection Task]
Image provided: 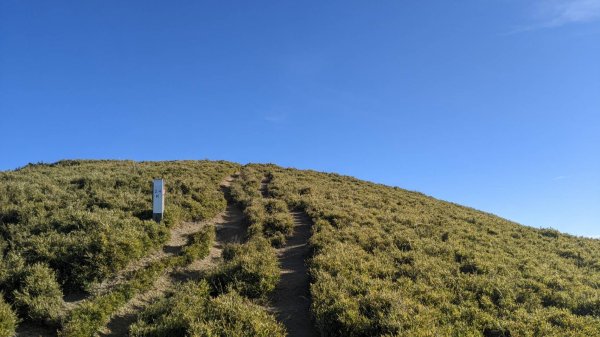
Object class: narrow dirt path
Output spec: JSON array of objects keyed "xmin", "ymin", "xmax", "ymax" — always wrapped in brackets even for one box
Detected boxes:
[
  {"xmin": 171, "ymin": 179, "xmax": 247, "ymax": 282},
  {"xmin": 270, "ymin": 211, "xmax": 317, "ymax": 337},
  {"xmin": 15, "ymin": 174, "xmax": 245, "ymax": 337},
  {"xmin": 260, "ymin": 176, "xmax": 270, "ymax": 198},
  {"xmin": 259, "ymin": 174, "xmax": 316, "ymax": 337},
  {"xmin": 98, "ymin": 174, "xmax": 247, "ymax": 336}
]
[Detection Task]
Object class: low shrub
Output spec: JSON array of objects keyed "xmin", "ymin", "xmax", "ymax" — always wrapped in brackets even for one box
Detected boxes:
[
  {"xmin": 0, "ymin": 253, "xmax": 26, "ymax": 296},
  {"xmin": 244, "ymin": 202, "xmax": 266, "ymax": 231},
  {"xmin": 179, "ymin": 225, "xmax": 215, "ymax": 265},
  {"xmin": 12, "ymin": 263, "xmax": 63, "ymax": 323},
  {"xmin": 129, "ymin": 280, "xmax": 285, "ymax": 337},
  {"xmin": 60, "ymin": 289, "xmax": 128, "ymax": 337},
  {"xmin": 264, "ymin": 213, "xmax": 294, "ymax": 238},
  {"xmin": 60, "ymin": 223, "xmax": 215, "ymax": 336},
  {"xmin": 254, "ymin": 164, "xmax": 600, "ymax": 336},
  {"xmin": 0, "ymin": 160, "xmax": 237, "ymax": 291},
  {"xmin": 208, "ymin": 237, "xmax": 280, "ymax": 299},
  {"xmin": 0, "ymin": 297, "xmax": 17, "ymax": 337},
  {"xmin": 228, "ymin": 168, "xmax": 262, "ymax": 208}
]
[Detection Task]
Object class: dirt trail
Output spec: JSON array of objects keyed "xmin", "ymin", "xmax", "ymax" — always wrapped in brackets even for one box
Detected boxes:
[
  {"xmin": 97, "ymin": 174, "xmax": 246, "ymax": 337},
  {"xmin": 99, "ymin": 194, "xmax": 246, "ymax": 336},
  {"xmin": 271, "ymin": 211, "xmax": 317, "ymax": 337},
  {"xmin": 100, "ymin": 175, "xmax": 246, "ymax": 337},
  {"xmin": 15, "ymin": 174, "xmax": 245, "ymax": 337},
  {"xmin": 260, "ymin": 175, "xmax": 316, "ymax": 337},
  {"xmin": 172, "ymin": 179, "xmax": 247, "ymax": 282},
  {"xmin": 260, "ymin": 176, "xmax": 270, "ymax": 198}
]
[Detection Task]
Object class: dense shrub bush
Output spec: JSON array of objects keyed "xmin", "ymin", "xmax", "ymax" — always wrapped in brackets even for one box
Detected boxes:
[
  {"xmin": 129, "ymin": 280, "xmax": 285, "ymax": 337},
  {"xmin": 12, "ymin": 263, "xmax": 63, "ymax": 323},
  {"xmin": 208, "ymin": 237, "xmax": 280, "ymax": 299},
  {"xmin": 60, "ymin": 221, "xmax": 216, "ymax": 336},
  {"xmin": 0, "ymin": 297, "xmax": 17, "ymax": 337},
  {"xmin": 60, "ymin": 288, "xmax": 128, "ymax": 337},
  {"xmin": 0, "ymin": 160, "xmax": 237, "ymax": 331},
  {"xmin": 179, "ymin": 225, "xmax": 215, "ymax": 265},
  {"xmin": 232, "ymin": 176, "xmax": 294, "ymax": 246},
  {"xmin": 0, "ymin": 160, "xmax": 236, "ymax": 291},
  {"xmin": 228, "ymin": 168, "xmax": 262, "ymax": 207}
]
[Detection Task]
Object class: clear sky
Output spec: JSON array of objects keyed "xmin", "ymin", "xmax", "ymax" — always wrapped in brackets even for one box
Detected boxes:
[{"xmin": 1, "ymin": 1, "xmax": 599, "ymax": 237}]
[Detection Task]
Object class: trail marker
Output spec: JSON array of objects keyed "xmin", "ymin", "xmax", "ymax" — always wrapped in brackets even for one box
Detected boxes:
[{"xmin": 153, "ymin": 179, "xmax": 165, "ymax": 222}]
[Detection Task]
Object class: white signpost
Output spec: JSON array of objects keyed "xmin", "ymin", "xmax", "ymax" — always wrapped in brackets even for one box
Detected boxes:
[{"xmin": 153, "ymin": 179, "xmax": 165, "ymax": 222}]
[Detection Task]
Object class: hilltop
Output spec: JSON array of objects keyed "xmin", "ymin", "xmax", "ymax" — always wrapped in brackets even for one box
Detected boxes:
[{"xmin": 0, "ymin": 160, "xmax": 599, "ymax": 337}]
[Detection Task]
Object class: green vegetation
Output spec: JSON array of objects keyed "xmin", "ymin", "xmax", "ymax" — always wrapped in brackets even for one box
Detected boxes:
[
  {"xmin": 0, "ymin": 160, "xmax": 236, "ymax": 333},
  {"xmin": 130, "ymin": 167, "xmax": 284, "ymax": 336},
  {"xmin": 0, "ymin": 297, "xmax": 17, "ymax": 337},
  {"xmin": 129, "ymin": 280, "xmax": 285, "ymax": 337},
  {"xmin": 0, "ymin": 253, "xmax": 63, "ymax": 327},
  {"xmin": 256, "ymin": 164, "xmax": 600, "ymax": 336},
  {"xmin": 60, "ymin": 224, "xmax": 216, "ymax": 337},
  {"xmin": 60, "ymin": 255, "xmax": 170, "ymax": 337},
  {"xmin": 12, "ymin": 262, "xmax": 63, "ymax": 324},
  {"xmin": 0, "ymin": 160, "xmax": 235, "ymax": 290},
  {"xmin": 208, "ymin": 168, "xmax": 282, "ymax": 298},
  {"xmin": 179, "ymin": 225, "xmax": 216, "ymax": 265},
  {"xmin": 230, "ymin": 168, "xmax": 294, "ymax": 246},
  {"xmin": 3, "ymin": 160, "xmax": 600, "ymax": 336},
  {"xmin": 209, "ymin": 237, "xmax": 280, "ymax": 299}
]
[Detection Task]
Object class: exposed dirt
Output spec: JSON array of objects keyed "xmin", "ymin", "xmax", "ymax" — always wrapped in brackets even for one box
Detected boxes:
[
  {"xmin": 16, "ymin": 173, "xmax": 317, "ymax": 337},
  {"xmin": 15, "ymin": 323, "xmax": 57, "ymax": 337},
  {"xmin": 15, "ymin": 174, "xmax": 244, "ymax": 337},
  {"xmin": 171, "ymin": 186, "xmax": 247, "ymax": 282},
  {"xmin": 270, "ymin": 211, "xmax": 317, "ymax": 337},
  {"xmin": 97, "ymin": 174, "xmax": 246, "ymax": 337},
  {"xmin": 99, "ymin": 275, "xmax": 172, "ymax": 337},
  {"xmin": 260, "ymin": 174, "xmax": 316, "ymax": 336},
  {"xmin": 260, "ymin": 176, "xmax": 270, "ymax": 198}
]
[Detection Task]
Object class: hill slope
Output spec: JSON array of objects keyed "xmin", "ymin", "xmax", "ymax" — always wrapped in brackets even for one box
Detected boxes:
[{"xmin": 0, "ymin": 160, "xmax": 599, "ymax": 337}]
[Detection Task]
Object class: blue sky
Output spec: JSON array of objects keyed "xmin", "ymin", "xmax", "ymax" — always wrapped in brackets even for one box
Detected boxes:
[{"xmin": 1, "ymin": 1, "xmax": 599, "ymax": 237}]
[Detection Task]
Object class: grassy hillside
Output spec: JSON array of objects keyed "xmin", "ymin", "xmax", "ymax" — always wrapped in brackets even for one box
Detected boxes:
[
  {"xmin": 253, "ymin": 164, "xmax": 600, "ymax": 337},
  {"xmin": 0, "ymin": 160, "xmax": 599, "ymax": 336},
  {"xmin": 0, "ymin": 160, "xmax": 238, "ymax": 333}
]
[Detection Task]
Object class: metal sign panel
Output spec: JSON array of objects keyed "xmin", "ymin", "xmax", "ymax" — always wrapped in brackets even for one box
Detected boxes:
[{"xmin": 153, "ymin": 179, "xmax": 165, "ymax": 216}]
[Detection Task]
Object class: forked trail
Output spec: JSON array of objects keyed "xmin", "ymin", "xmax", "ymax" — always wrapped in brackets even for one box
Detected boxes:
[
  {"xmin": 98, "ymin": 174, "xmax": 246, "ymax": 336},
  {"xmin": 13, "ymin": 173, "xmax": 240, "ymax": 337}
]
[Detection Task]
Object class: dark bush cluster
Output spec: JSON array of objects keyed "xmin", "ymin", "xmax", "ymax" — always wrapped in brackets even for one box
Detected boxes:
[{"xmin": 12, "ymin": 263, "xmax": 63, "ymax": 323}]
